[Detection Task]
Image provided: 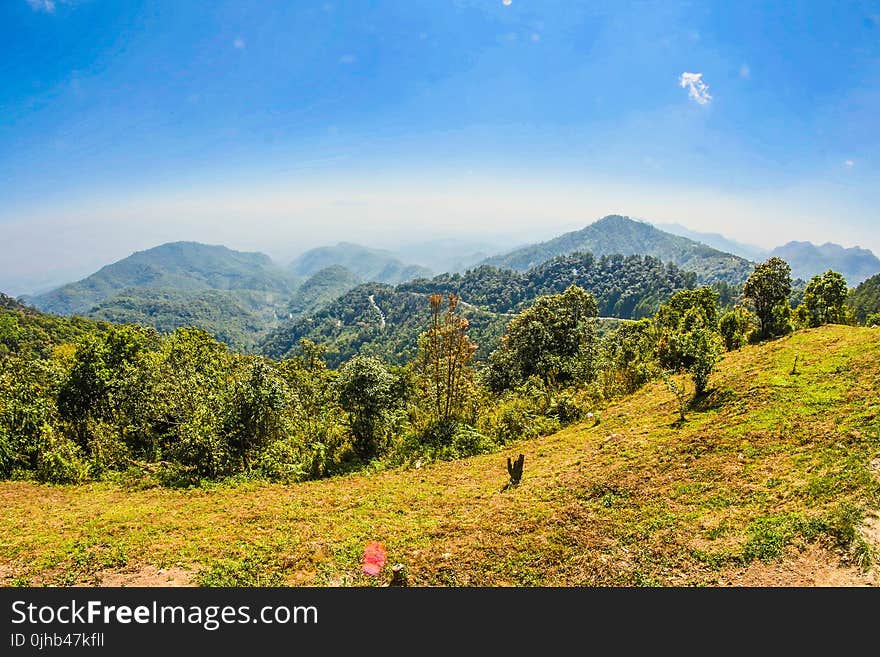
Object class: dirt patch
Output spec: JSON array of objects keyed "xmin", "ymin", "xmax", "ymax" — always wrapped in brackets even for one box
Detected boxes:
[
  {"xmin": 720, "ymin": 544, "xmax": 875, "ymax": 587},
  {"xmin": 95, "ymin": 565, "xmax": 194, "ymax": 587}
]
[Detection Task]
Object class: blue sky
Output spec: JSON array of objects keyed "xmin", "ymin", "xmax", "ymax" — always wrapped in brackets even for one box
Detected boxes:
[{"xmin": 1, "ymin": 1, "xmax": 879, "ymax": 294}]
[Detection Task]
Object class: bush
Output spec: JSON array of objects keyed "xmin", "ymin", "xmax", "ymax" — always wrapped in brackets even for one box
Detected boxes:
[
  {"xmin": 35, "ymin": 426, "xmax": 89, "ymax": 484},
  {"xmin": 477, "ymin": 396, "xmax": 561, "ymax": 446},
  {"xmin": 546, "ymin": 391, "xmax": 587, "ymax": 424},
  {"xmin": 719, "ymin": 307, "xmax": 755, "ymax": 351}
]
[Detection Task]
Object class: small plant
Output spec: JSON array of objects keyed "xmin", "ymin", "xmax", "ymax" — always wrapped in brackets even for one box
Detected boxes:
[
  {"xmin": 790, "ymin": 354, "xmax": 799, "ymax": 375},
  {"xmin": 662, "ymin": 371, "xmax": 689, "ymax": 423}
]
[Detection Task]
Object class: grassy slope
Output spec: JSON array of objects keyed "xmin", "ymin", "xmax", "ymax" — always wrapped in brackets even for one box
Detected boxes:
[{"xmin": 1, "ymin": 325, "xmax": 878, "ymax": 587}]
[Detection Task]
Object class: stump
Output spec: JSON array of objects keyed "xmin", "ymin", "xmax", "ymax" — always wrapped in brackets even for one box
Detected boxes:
[
  {"xmin": 389, "ymin": 563, "xmax": 408, "ymax": 587},
  {"xmin": 503, "ymin": 454, "xmax": 525, "ymax": 491}
]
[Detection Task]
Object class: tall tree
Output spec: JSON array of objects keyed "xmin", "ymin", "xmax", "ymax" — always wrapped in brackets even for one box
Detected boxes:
[
  {"xmin": 655, "ymin": 287, "xmax": 723, "ymax": 397},
  {"xmin": 800, "ymin": 270, "xmax": 849, "ymax": 327},
  {"xmin": 487, "ymin": 285, "xmax": 598, "ymax": 391},
  {"xmin": 743, "ymin": 257, "xmax": 793, "ymax": 338},
  {"xmin": 416, "ymin": 294, "xmax": 477, "ymax": 424},
  {"xmin": 335, "ymin": 355, "xmax": 398, "ymax": 459}
]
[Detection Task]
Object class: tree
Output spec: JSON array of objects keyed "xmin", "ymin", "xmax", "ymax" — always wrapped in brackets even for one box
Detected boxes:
[
  {"xmin": 655, "ymin": 288, "xmax": 723, "ymax": 397},
  {"xmin": 416, "ymin": 294, "xmax": 477, "ymax": 423},
  {"xmin": 719, "ymin": 306, "xmax": 756, "ymax": 351},
  {"xmin": 486, "ymin": 285, "xmax": 598, "ymax": 391},
  {"xmin": 800, "ymin": 270, "xmax": 849, "ymax": 327},
  {"xmin": 743, "ymin": 257, "xmax": 793, "ymax": 338},
  {"xmin": 335, "ymin": 355, "xmax": 398, "ymax": 459},
  {"xmin": 224, "ymin": 358, "xmax": 287, "ymax": 469},
  {"xmin": 598, "ymin": 319, "xmax": 658, "ymax": 396},
  {"xmin": 57, "ymin": 325, "xmax": 158, "ymax": 464}
]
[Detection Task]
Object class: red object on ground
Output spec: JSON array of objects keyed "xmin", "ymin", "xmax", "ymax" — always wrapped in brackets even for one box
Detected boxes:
[{"xmin": 362, "ymin": 541, "xmax": 387, "ymax": 576}]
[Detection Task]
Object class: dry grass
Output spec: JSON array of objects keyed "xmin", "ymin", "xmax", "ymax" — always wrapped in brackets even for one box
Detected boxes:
[{"xmin": 1, "ymin": 325, "xmax": 879, "ymax": 587}]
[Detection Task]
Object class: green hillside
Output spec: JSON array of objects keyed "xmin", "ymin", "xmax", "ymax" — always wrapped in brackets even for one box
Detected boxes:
[
  {"xmin": 849, "ymin": 273, "xmax": 880, "ymax": 324},
  {"xmin": 285, "ymin": 265, "xmax": 362, "ymax": 318},
  {"xmin": 263, "ymin": 252, "xmax": 697, "ymax": 365},
  {"xmin": 31, "ymin": 242, "xmax": 299, "ymax": 317},
  {"xmin": 289, "ymin": 242, "xmax": 432, "ymax": 285},
  {"xmin": 1, "ymin": 325, "xmax": 877, "ymax": 586},
  {"xmin": 483, "ymin": 215, "xmax": 754, "ymax": 284},
  {"xmin": 0, "ymin": 293, "xmax": 106, "ymax": 359}
]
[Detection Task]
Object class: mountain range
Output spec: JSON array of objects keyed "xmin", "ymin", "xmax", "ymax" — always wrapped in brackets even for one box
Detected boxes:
[
  {"xmin": 15, "ymin": 215, "xmax": 880, "ymax": 355},
  {"xmin": 482, "ymin": 215, "xmax": 755, "ymax": 284},
  {"xmin": 657, "ymin": 222, "xmax": 880, "ymax": 284},
  {"xmin": 289, "ymin": 242, "xmax": 431, "ymax": 285}
]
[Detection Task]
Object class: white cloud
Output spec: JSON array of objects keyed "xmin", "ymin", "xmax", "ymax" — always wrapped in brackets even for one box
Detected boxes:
[
  {"xmin": 679, "ymin": 72, "xmax": 712, "ymax": 105},
  {"xmin": 233, "ymin": 37, "xmax": 245, "ymax": 50},
  {"xmin": 26, "ymin": 0, "xmax": 55, "ymax": 12},
  {"xmin": 338, "ymin": 54, "xmax": 356, "ymax": 64},
  {"xmin": 844, "ymin": 159, "xmax": 855, "ymax": 168},
  {"xmin": 502, "ymin": 0, "xmax": 513, "ymax": 6},
  {"xmin": 739, "ymin": 64, "xmax": 750, "ymax": 79}
]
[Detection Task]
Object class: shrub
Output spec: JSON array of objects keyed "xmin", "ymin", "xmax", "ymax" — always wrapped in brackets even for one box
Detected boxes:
[
  {"xmin": 719, "ymin": 307, "xmax": 755, "ymax": 351},
  {"xmin": 35, "ymin": 426, "xmax": 89, "ymax": 484}
]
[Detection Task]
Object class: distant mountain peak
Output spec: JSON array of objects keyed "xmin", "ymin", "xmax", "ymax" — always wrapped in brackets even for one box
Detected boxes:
[
  {"xmin": 289, "ymin": 242, "xmax": 432, "ymax": 285},
  {"xmin": 30, "ymin": 241, "xmax": 296, "ymax": 316},
  {"xmin": 482, "ymin": 214, "xmax": 753, "ymax": 284},
  {"xmin": 770, "ymin": 240, "xmax": 880, "ymax": 284}
]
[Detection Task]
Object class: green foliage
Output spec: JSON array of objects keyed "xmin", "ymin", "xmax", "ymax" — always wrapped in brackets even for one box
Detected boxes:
[
  {"xmin": 286, "ymin": 266, "xmax": 362, "ymax": 318},
  {"xmin": 35, "ymin": 425, "xmax": 89, "ymax": 484},
  {"xmin": 477, "ymin": 395, "xmax": 559, "ymax": 445},
  {"xmin": 799, "ymin": 270, "xmax": 849, "ymax": 327},
  {"xmin": 482, "ymin": 215, "xmax": 754, "ymax": 284},
  {"xmin": 847, "ymin": 273, "xmax": 880, "ymax": 325},
  {"xmin": 597, "ymin": 319, "xmax": 659, "ymax": 397},
  {"xmin": 31, "ymin": 241, "xmax": 299, "ymax": 317},
  {"xmin": 263, "ymin": 252, "xmax": 695, "ymax": 367},
  {"xmin": 719, "ymin": 307, "xmax": 755, "ymax": 351},
  {"xmin": 487, "ymin": 285, "xmax": 598, "ymax": 391},
  {"xmin": 0, "ymin": 294, "xmax": 105, "ymax": 360},
  {"xmin": 224, "ymin": 359, "xmax": 288, "ymax": 468},
  {"xmin": 743, "ymin": 257, "xmax": 793, "ymax": 339},
  {"xmin": 335, "ymin": 355, "xmax": 399, "ymax": 459},
  {"xmin": 415, "ymin": 295, "xmax": 478, "ymax": 425},
  {"xmin": 655, "ymin": 288, "xmax": 724, "ymax": 397}
]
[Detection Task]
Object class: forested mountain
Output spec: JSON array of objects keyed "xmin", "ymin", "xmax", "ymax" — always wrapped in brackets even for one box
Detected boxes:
[
  {"xmin": 0, "ymin": 293, "xmax": 106, "ymax": 359},
  {"xmin": 289, "ymin": 242, "xmax": 432, "ymax": 285},
  {"xmin": 261, "ymin": 252, "xmax": 696, "ymax": 366},
  {"xmin": 655, "ymin": 223, "xmax": 769, "ymax": 261},
  {"xmin": 482, "ymin": 215, "xmax": 754, "ymax": 284},
  {"xmin": 30, "ymin": 242, "xmax": 299, "ymax": 316},
  {"xmin": 59, "ymin": 265, "xmax": 362, "ymax": 352},
  {"xmin": 770, "ymin": 241, "xmax": 880, "ymax": 285},
  {"xmin": 85, "ymin": 288, "xmax": 271, "ymax": 351},
  {"xmin": 848, "ymin": 273, "xmax": 880, "ymax": 323},
  {"xmin": 285, "ymin": 265, "xmax": 362, "ymax": 318},
  {"xmin": 259, "ymin": 282, "xmax": 510, "ymax": 367}
]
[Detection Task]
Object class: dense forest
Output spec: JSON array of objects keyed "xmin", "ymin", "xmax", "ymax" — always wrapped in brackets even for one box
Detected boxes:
[
  {"xmin": 1, "ymin": 256, "xmax": 865, "ymax": 490},
  {"xmin": 261, "ymin": 252, "xmax": 698, "ymax": 365},
  {"xmin": 848, "ymin": 273, "xmax": 880, "ymax": 325},
  {"xmin": 482, "ymin": 215, "xmax": 755, "ymax": 284}
]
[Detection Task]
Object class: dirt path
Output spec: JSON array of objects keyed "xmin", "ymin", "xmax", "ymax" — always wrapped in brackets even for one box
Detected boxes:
[{"xmin": 367, "ymin": 294, "xmax": 386, "ymax": 328}]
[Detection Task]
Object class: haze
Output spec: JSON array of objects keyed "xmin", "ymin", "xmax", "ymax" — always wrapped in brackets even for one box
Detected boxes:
[{"xmin": 2, "ymin": 1, "xmax": 879, "ymax": 295}]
